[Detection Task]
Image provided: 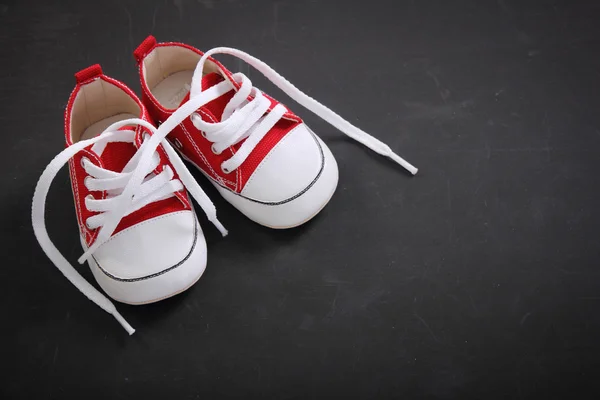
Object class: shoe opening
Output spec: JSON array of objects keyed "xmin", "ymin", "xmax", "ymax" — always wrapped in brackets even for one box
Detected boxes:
[{"xmin": 69, "ymin": 78, "xmax": 141, "ymax": 142}]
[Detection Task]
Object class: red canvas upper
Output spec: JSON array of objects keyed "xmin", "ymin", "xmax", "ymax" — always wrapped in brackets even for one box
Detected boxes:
[
  {"xmin": 135, "ymin": 36, "xmax": 303, "ymax": 193},
  {"xmin": 65, "ymin": 65, "xmax": 190, "ymax": 246}
]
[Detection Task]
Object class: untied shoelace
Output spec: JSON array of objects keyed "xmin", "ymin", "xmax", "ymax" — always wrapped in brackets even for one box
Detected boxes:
[
  {"xmin": 32, "ymin": 47, "xmax": 418, "ymax": 335},
  {"xmin": 32, "ymin": 82, "xmax": 234, "ymax": 334},
  {"xmin": 188, "ymin": 47, "xmax": 418, "ymax": 175}
]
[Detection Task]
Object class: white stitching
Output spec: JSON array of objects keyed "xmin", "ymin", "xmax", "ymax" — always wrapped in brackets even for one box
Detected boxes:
[
  {"xmin": 136, "ymin": 51, "xmax": 246, "ymax": 192},
  {"xmin": 263, "ymin": 92, "xmax": 302, "ymax": 122},
  {"xmin": 197, "ymin": 109, "xmax": 239, "ymax": 191},
  {"xmin": 179, "ymin": 123, "xmax": 221, "ymax": 181},
  {"xmin": 68, "ymin": 159, "xmax": 88, "ymax": 241},
  {"xmin": 179, "ymin": 122, "xmax": 236, "ymax": 187},
  {"xmin": 137, "ymin": 67, "xmax": 238, "ymax": 188},
  {"xmin": 236, "ymin": 155, "xmax": 240, "ymax": 193},
  {"xmin": 80, "ymin": 150, "xmax": 105, "ymax": 244},
  {"xmin": 138, "ymin": 64, "xmax": 172, "ymax": 115},
  {"xmin": 145, "ymin": 83, "xmax": 168, "ymax": 112}
]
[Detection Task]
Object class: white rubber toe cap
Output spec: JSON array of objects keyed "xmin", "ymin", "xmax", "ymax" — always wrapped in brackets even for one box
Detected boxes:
[
  {"xmin": 241, "ymin": 123, "xmax": 323, "ymax": 202},
  {"xmin": 216, "ymin": 124, "xmax": 339, "ymax": 228},
  {"xmin": 85, "ymin": 210, "xmax": 207, "ymax": 304}
]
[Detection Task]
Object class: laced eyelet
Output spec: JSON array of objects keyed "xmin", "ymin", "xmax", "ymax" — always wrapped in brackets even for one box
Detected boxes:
[
  {"xmin": 201, "ymin": 131, "xmax": 207, "ymax": 138},
  {"xmin": 84, "ymin": 195, "xmax": 96, "ymax": 229},
  {"xmin": 211, "ymin": 144, "xmax": 220, "ymax": 155},
  {"xmin": 221, "ymin": 164, "xmax": 232, "ymax": 174},
  {"xmin": 84, "ymin": 176, "xmax": 92, "ymax": 190},
  {"xmin": 80, "ymin": 157, "xmax": 90, "ymax": 168},
  {"xmin": 84, "ymin": 194, "xmax": 95, "ymax": 213},
  {"xmin": 190, "ymin": 112, "xmax": 201, "ymax": 124}
]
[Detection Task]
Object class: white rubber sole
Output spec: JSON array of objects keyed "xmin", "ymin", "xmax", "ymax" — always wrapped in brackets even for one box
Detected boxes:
[
  {"xmin": 179, "ymin": 135, "xmax": 339, "ymax": 229},
  {"xmin": 83, "ymin": 222, "xmax": 207, "ymax": 305}
]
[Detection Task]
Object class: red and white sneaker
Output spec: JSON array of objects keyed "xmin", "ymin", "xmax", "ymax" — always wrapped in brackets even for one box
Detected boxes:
[
  {"xmin": 134, "ymin": 36, "xmax": 417, "ymax": 229},
  {"xmin": 32, "ymin": 65, "xmax": 227, "ymax": 334}
]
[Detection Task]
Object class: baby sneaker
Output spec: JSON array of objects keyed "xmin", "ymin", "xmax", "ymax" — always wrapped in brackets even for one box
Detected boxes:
[
  {"xmin": 32, "ymin": 65, "xmax": 226, "ymax": 334},
  {"xmin": 134, "ymin": 36, "xmax": 417, "ymax": 229}
]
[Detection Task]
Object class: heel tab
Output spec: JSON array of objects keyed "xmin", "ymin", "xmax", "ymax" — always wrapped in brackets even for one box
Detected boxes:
[
  {"xmin": 74, "ymin": 64, "xmax": 103, "ymax": 84},
  {"xmin": 134, "ymin": 35, "xmax": 158, "ymax": 64}
]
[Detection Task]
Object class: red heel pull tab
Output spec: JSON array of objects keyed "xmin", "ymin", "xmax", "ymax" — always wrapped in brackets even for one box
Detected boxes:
[
  {"xmin": 74, "ymin": 64, "xmax": 103, "ymax": 84},
  {"xmin": 134, "ymin": 35, "xmax": 158, "ymax": 64}
]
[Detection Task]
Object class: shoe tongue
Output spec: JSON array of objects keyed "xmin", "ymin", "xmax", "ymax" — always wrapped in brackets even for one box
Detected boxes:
[
  {"xmin": 201, "ymin": 71, "xmax": 225, "ymax": 91},
  {"xmin": 180, "ymin": 72, "xmax": 235, "ymax": 121},
  {"xmin": 99, "ymin": 141, "xmax": 137, "ymax": 172},
  {"xmin": 91, "ymin": 123, "xmax": 143, "ymax": 173}
]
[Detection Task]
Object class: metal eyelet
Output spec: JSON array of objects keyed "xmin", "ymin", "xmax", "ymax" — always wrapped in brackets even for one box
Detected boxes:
[
  {"xmin": 80, "ymin": 157, "xmax": 90, "ymax": 168},
  {"xmin": 173, "ymin": 138, "xmax": 183, "ymax": 149},
  {"xmin": 84, "ymin": 196, "xmax": 95, "ymax": 229},
  {"xmin": 84, "ymin": 194, "xmax": 94, "ymax": 211},
  {"xmin": 221, "ymin": 164, "xmax": 231, "ymax": 174},
  {"xmin": 190, "ymin": 112, "xmax": 200, "ymax": 124},
  {"xmin": 211, "ymin": 144, "xmax": 220, "ymax": 155}
]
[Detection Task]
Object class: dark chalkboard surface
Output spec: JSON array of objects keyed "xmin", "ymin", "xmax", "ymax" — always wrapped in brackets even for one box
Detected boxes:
[{"xmin": 3, "ymin": 0, "xmax": 600, "ymax": 398}]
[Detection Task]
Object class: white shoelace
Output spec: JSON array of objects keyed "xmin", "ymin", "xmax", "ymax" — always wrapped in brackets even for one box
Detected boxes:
[
  {"xmin": 189, "ymin": 48, "xmax": 418, "ymax": 175},
  {"xmin": 32, "ymin": 82, "xmax": 237, "ymax": 334},
  {"xmin": 33, "ymin": 49, "xmax": 417, "ymax": 335}
]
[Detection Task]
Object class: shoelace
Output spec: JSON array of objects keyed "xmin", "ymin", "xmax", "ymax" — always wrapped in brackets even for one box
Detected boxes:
[
  {"xmin": 82, "ymin": 130, "xmax": 182, "ymax": 231},
  {"xmin": 32, "ymin": 82, "xmax": 237, "ymax": 334},
  {"xmin": 189, "ymin": 48, "xmax": 418, "ymax": 175},
  {"xmin": 33, "ymin": 50, "xmax": 418, "ymax": 335}
]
